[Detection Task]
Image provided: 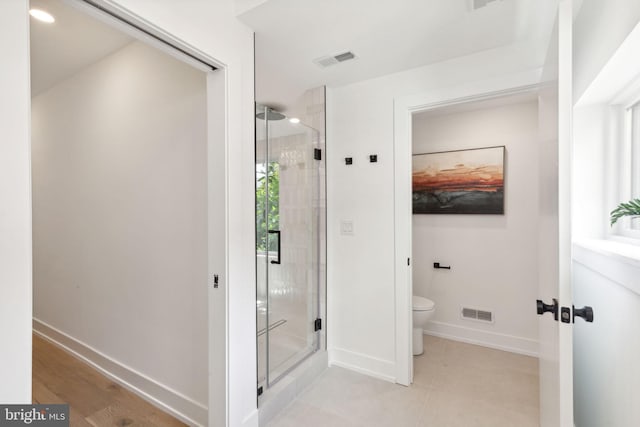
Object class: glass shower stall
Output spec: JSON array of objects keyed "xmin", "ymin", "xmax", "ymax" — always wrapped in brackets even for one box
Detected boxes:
[{"xmin": 255, "ymin": 103, "xmax": 325, "ymax": 392}]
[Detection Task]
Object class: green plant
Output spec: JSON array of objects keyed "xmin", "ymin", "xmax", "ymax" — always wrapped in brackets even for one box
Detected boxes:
[
  {"xmin": 610, "ymin": 198, "xmax": 640, "ymax": 226},
  {"xmin": 256, "ymin": 162, "xmax": 280, "ymax": 251}
]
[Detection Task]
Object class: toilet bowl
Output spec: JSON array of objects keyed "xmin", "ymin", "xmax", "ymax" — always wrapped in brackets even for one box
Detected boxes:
[{"xmin": 412, "ymin": 296, "xmax": 436, "ymax": 356}]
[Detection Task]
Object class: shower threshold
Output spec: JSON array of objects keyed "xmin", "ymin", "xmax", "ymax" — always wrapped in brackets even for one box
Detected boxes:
[{"xmin": 258, "ymin": 350, "xmax": 328, "ymax": 427}]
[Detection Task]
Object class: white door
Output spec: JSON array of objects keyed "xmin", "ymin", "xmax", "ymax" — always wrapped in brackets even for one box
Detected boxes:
[{"xmin": 537, "ymin": 0, "xmax": 576, "ymax": 425}]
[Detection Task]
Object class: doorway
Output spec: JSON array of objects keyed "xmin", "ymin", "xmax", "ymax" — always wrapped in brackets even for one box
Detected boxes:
[
  {"xmin": 410, "ymin": 92, "xmax": 541, "ymax": 357},
  {"xmin": 408, "ymin": 92, "xmax": 543, "ymax": 424},
  {"xmin": 394, "ymin": 61, "xmax": 570, "ymax": 423},
  {"xmin": 255, "ymin": 104, "xmax": 324, "ymax": 391},
  {"xmin": 29, "ymin": 0, "xmax": 226, "ymax": 425}
]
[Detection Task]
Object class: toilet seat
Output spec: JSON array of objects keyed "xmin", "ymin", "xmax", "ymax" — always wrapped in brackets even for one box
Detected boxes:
[{"xmin": 412, "ymin": 296, "xmax": 435, "ymax": 311}]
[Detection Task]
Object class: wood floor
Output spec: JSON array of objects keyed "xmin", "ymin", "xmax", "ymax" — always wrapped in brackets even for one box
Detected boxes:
[{"xmin": 32, "ymin": 334, "xmax": 187, "ymax": 427}]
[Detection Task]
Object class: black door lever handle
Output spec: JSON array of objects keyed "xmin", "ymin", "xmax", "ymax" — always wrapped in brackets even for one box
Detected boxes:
[
  {"xmin": 268, "ymin": 229, "xmax": 281, "ymax": 264},
  {"xmin": 573, "ymin": 305, "xmax": 594, "ymax": 323},
  {"xmin": 536, "ymin": 298, "xmax": 558, "ymax": 321}
]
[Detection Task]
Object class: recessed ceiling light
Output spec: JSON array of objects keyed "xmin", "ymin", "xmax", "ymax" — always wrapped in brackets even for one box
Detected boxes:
[
  {"xmin": 289, "ymin": 118, "xmax": 300, "ymax": 124},
  {"xmin": 29, "ymin": 9, "xmax": 55, "ymax": 23}
]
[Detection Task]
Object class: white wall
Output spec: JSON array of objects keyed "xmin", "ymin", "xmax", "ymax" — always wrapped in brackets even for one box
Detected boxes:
[
  {"xmin": 573, "ymin": 0, "xmax": 640, "ymax": 102},
  {"xmin": 412, "ymin": 100, "xmax": 540, "ymax": 355},
  {"xmin": 573, "ymin": 244, "xmax": 640, "ymax": 427},
  {"xmin": 327, "ymin": 43, "xmax": 545, "ymax": 380},
  {"xmin": 32, "ymin": 41, "xmax": 208, "ymax": 422},
  {"xmin": 0, "ymin": 0, "xmax": 32, "ymax": 404},
  {"xmin": 1, "ymin": 1, "xmax": 256, "ymax": 425},
  {"xmin": 572, "ymin": 105, "xmax": 608, "ymax": 240}
]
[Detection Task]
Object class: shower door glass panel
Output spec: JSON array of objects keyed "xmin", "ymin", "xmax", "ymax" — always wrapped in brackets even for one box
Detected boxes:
[{"xmin": 256, "ymin": 104, "xmax": 320, "ymax": 389}]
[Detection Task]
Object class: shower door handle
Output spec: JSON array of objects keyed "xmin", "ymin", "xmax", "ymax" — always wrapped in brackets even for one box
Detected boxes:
[{"xmin": 268, "ymin": 230, "xmax": 281, "ymax": 264}]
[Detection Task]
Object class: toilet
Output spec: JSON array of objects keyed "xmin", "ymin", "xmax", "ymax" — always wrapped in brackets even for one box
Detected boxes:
[{"xmin": 412, "ymin": 295, "xmax": 436, "ymax": 356}]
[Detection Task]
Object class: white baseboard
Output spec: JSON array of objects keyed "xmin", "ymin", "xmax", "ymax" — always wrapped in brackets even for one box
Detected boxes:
[
  {"xmin": 328, "ymin": 348, "xmax": 396, "ymax": 383},
  {"xmin": 424, "ymin": 321, "xmax": 539, "ymax": 357},
  {"xmin": 33, "ymin": 318, "xmax": 207, "ymax": 426}
]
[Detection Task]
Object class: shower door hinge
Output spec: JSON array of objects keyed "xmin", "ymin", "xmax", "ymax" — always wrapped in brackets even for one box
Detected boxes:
[
  {"xmin": 314, "ymin": 318, "xmax": 322, "ymax": 332},
  {"xmin": 257, "ymin": 386, "xmax": 263, "ymax": 397},
  {"xmin": 314, "ymin": 148, "xmax": 322, "ymax": 160}
]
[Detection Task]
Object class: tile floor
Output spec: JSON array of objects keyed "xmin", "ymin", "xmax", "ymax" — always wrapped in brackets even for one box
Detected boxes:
[{"xmin": 266, "ymin": 335, "xmax": 539, "ymax": 427}]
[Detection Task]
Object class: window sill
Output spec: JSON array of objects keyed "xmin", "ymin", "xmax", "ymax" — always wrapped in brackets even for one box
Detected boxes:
[{"xmin": 573, "ymin": 239, "xmax": 640, "ymax": 296}]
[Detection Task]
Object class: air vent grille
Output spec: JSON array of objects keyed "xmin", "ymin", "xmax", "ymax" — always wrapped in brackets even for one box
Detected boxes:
[
  {"xmin": 334, "ymin": 51, "xmax": 355, "ymax": 62},
  {"xmin": 313, "ymin": 51, "xmax": 357, "ymax": 68},
  {"xmin": 461, "ymin": 307, "xmax": 493, "ymax": 323},
  {"xmin": 477, "ymin": 310, "xmax": 493, "ymax": 322},
  {"xmin": 462, "ymin": 308, "xmax": 477, "ymax": 319}
]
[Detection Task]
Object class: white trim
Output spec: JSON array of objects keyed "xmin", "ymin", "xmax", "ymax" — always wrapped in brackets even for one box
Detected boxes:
[
  {"xmin": 207, "ymin": 69, "xmax": 230, "ymax": 427},
  {"xmin": 556, "ymin": 4, "xmax": 575, "ymax": 426},
  {"xmin": 393, "ymin": 68, "xmax": 543, "ymax": 388},
  {"xmin": 65, "ymin": 0, "xmax": 224, "ymax": 71},
  {"xmin": 33, "ymin": 318, "xmax": 207, "ymax": 426},
  {"xmin": 423, "ymin": 322, "xmax": 539, "ymax": 358},
  {"xmin": 328, "ymin": 348, "xmax": 396, "ymax": 383}
]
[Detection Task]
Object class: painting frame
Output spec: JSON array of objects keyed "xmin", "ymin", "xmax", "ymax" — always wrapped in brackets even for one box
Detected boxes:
[{"xmin": 412, "ymin": 145, "xmax": 505, "ymax": 215}]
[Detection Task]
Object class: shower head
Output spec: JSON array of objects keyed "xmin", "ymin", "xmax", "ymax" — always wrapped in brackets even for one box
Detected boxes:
[{"xmin": 256, "ymin": 108, "xmax": 286, "ymax": 121}]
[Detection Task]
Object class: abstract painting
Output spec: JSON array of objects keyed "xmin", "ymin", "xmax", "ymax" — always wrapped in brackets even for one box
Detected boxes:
[{"xmin": 412, "ymin": 146, "xmax": 505, "ymax": 214}]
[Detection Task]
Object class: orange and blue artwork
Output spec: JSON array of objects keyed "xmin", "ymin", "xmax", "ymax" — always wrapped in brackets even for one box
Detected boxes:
[{"xmin": 412, "ymin": 146, "xmax": 505, "ymax": 214}]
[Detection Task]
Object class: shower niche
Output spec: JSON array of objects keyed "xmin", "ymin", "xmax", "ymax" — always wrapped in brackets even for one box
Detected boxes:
[{"xmin": 255, "ymin": 103, "xmax": 325, "ymax": 393}]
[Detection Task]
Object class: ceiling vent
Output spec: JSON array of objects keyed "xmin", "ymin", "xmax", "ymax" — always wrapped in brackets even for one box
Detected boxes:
[
  {"xmin": 470, "ymin": 0, "xmax": 503, "ymax": 10},
  {"xmin": 313, "ymin": 51, "xmax": 357, "ymax": 69}
]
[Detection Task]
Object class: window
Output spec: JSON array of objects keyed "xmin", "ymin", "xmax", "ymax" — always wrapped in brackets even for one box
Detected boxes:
[
  {"xmin": 612, "ymin": 94, "xmax": 640, "ymax": 239},
  {"xmin": 256, "ymin": 162, "xmax": 280, "ymax": 252}
]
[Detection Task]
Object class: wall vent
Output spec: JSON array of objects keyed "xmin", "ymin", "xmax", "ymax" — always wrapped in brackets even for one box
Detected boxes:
[
  {"xmin": 461, "ymin": 307, "xmax": 494, "ymax": 323},
  {"xmin": 313, "ymin": 51, "xmax": 357, "ymax": 68}
]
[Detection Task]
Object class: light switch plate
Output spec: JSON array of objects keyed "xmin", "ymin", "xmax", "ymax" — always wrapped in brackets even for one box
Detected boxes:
[{"xmin": 340, "ymin": 220, "xmax": 354, "ymax": 235}]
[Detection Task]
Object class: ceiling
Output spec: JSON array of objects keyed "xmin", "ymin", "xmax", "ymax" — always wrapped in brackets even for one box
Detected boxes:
[
  {"xmin": 30, "ymin": 0, "xmax": 133, "ymax": 96},
  {"xmin": 29, "ymin": 0, "xmax": 559, "ymax": 112},
  {"xmin": 239, "ymin": 0, "xmax": 559, "ymax": 114}
]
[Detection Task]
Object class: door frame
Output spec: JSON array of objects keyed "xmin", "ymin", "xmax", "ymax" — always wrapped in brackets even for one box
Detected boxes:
[
  {"xmin": 392, "ymin": 69, "xmax": 546, "ymax": 386},
  {"xmin": 33, "ymin": 1, "xmax": 230, "ymax": 426}
]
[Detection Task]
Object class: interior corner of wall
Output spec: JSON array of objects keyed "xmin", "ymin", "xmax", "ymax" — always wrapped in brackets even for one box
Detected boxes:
[{"xmin": 235, "ymin": 0, "xmax": 270, "ymax": 18}]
